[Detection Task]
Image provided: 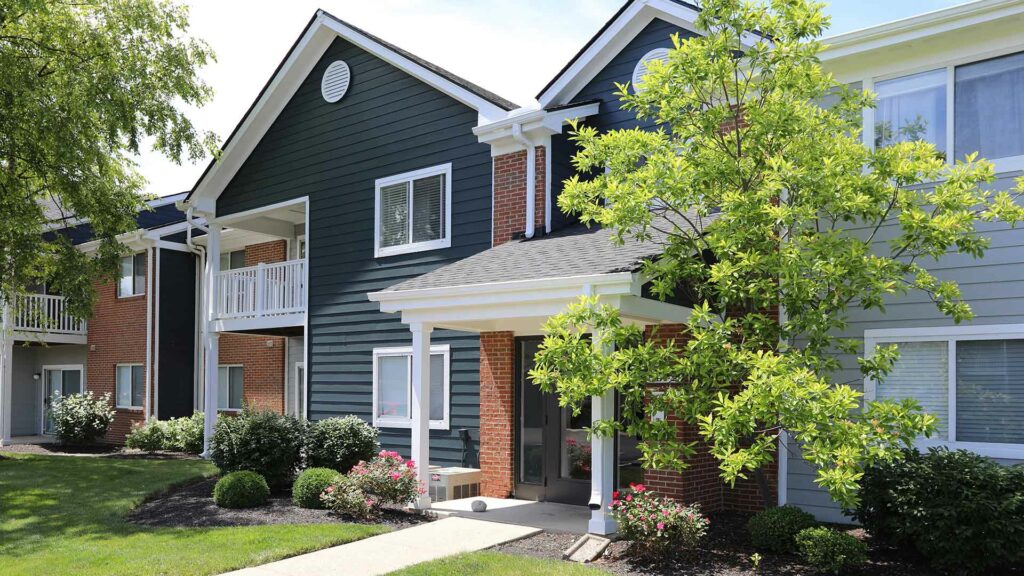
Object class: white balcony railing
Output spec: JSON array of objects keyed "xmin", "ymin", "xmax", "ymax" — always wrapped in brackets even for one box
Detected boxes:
[
  {"xmin": 11, "ymin": 294, "xmax": 87, "ymax": 335},
  {"xmin": 215, "ymin": 259, "xmax": 306, "ymax": 320}
]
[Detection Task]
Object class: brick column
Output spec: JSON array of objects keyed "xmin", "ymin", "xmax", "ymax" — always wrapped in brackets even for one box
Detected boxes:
[
  {"xmin": 479, "ymin": 331, "xmax": 515, "ymax": 497},
  {"xmin": 492, "ymin": 146, "xmax": 546, "ymax": 247}
]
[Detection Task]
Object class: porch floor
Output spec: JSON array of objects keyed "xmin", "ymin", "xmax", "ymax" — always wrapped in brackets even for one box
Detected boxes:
[{"xmin": 430, "ymin": 497, "xmax": 592, "ymax": 535}]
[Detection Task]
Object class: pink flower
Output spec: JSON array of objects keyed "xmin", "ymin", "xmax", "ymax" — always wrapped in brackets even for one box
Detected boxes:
[
  {"xmin": 634, "ymin": 483, "xmax": 646, "ymax": 493},
  {"xmin": 612, "ymin": 491, "xmax": 619, "ymax": 500},
  {"xmin": 625, "ymin": 494, "xmax": 632, "ymax": 502},
  {"xmin": 325, "ymin": 486, "xmax": 335, "ymax": 494},
  {"xmin": 390, "ymin": 472, "xmax": 401, "ymax": 480},
  {"xmin": 406, "ymin": 460, "xmax": 416, "ymax": 468},
  {"xmin": 657, "ymin": 522, "xmax": 665, "ymax": 531}
]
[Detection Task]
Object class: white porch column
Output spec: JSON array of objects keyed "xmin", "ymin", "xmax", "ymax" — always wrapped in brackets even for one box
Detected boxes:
[
  {"xmin": 410, "ymin": 322, "xmax": 432, "ymax": 509},
  {"xmin": 588, "ymin": 330, "xmax": 618, "ymax": 535},
  {"xmin": 202, "ymin": 224, "xmax": 222, "ymax": 458},
  {"xmin": 1, "ymin": 307, "xmax": 13, "ymax": 446}
]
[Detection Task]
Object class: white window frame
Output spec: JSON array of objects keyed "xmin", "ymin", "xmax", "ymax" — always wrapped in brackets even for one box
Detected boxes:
[
  {"xmin": 371, "ymin": 344, "xmax": 450, "ymax": 430},
  {"xmin": 117, "ymin": 252, "xmax": 146, "ymax": 298},
  {"xmin": 218, "ymin": 364, "xmax": 244, "ymax": 413},
  {"xmin": 859, "ymin": 48, "xmax": 1024, "ymax": 174},
  {"xmin": 295, "ymin": 235, "xmax": 307, "ymax": 260},
  {"xmin": 373, "ymin": 163, "xmax": 453, "ymax": 258},
  {"xmin": 114, "ymin": 363, "xmax": 145, "ymax": 410},
  {"xmin": 864, "ymin": 323, "xmax": 1024, "ymax": 459}
]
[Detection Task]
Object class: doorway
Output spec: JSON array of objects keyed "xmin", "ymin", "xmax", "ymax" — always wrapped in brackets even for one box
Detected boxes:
[
  {"xmin": 41, "ymin": 366, "xmax": 83, "ymax": 435},
  {"xmin": 514, "ymin": 338, "xmax": 592, "ymax": 505}
]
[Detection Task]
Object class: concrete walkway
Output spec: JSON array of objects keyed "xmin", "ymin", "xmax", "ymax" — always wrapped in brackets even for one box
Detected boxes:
[
  {"xmin": 221, "ymin": 516, "xmax": 540, "ymax": 576},
  {"xmin": 431, "ymin": 496, "xmax": 591, "ymax": 534}
]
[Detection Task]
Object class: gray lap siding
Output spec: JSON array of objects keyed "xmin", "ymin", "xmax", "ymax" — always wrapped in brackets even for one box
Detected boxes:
[{"xmin": 216, "ymin": 37, "xmax": 492, "ymax": 465}]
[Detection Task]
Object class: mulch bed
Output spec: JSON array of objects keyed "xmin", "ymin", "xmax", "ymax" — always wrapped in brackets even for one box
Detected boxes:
[
  {"xmin": 128, "ymin": 476, "xmax": 432, "ymax": 530},
  {"xmin": 494, "ymin": 512, "xmax": 946, "ymax": 576},
  {"xmin": 0, "ymin": 443, "xmax": 197, "ymax": 459}
]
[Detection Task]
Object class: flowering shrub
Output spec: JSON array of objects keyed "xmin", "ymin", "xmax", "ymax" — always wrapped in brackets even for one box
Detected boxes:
[
  {"xmin": 565, "ymin": 438, "xmax": 591, "ymax": 479},
  {"xmin": 125, "ymin": 412, "xmax": 204, "ymax": 454},
  {"xmin": 50, "ymin": 392, "xmax": 115, "ymax": 445},
  {"xmin": 609, "ymin": 483, "xmax": 709, "ymax": 559},
  {"xmin": 321, "ymin": 450, "xmax": 426, "ymax": 518},
  {"xmin": 320, "ymin": 474, "xmax": 374, "ymax": 519},
  {"xmin": 351, "ymin": 450, "xmax": 425, "ymax": 506}
]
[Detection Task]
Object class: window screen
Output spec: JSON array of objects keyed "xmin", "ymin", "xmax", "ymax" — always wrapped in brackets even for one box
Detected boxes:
[
  {"xmin": 877, "ymin": 341, "xmax": 949, "ymax": 440},
  {"xmin": 956, "ymin": 339, "xmax": 1024, "ymax": 444},
  {"xmin": 875, "ymin": 69, "xmax": 947, "ymax": 156},
  {"xmin": 955, "ymin": 51, "xmax": 1024, "ymax": 161}
]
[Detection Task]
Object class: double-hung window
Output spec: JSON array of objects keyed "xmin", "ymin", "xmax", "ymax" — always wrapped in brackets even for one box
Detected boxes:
[
  {"xmin": 218, "ymin": 365, "xmax": 244, "ymax": 411},
  {"xmin": 115, "ymin": 364, "xmax": 144, "ymax": 409},
  {"xmin": 864, "ymin": 50, "xmax": 1024, "ymax": 172},
  {"xmin": 220, "ymin": 250, "xmax": 246, "ymax": 271},
  {"xmin": 374, "ymin": 163, "xmax": 451, "ymax": 257},
  {"xmin": 865, "ymin": 324, "xmax": 1024, "ymax": 459},
  {"xmin": 372, "ymin": 345, "xmax": 450, "ymax": 429},
  {"xmin": 117, "ymin": 253, "xmax": 146, "ymax": 298}
]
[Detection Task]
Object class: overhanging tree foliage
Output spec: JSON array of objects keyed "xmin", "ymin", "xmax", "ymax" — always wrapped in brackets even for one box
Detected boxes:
[
  {"xmin": 530, "ymin": 0, "xmax": 1024, "ymax": 507},
  {"xmin": 0, "ymin": 0, "xmax": 215, "ymax": 320}
]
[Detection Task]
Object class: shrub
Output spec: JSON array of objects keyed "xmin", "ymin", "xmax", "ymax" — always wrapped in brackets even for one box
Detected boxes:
[
  {"xmin": 126, "ymin": 420, "xmax": 168, "ymax": 452},
  {"xmin": 50, "ymin": 392, "xmax": 115, "ymax": 445},
  {"xmin": 609, "ymin": 483, "xmax": 709, "ymax": 559},
  {"xmin": 849, "ymin": 447, "xmax": 1024, "ymax": 574},
  {"xmin": 210, "ymin": 408, "xmax": 305, "ymax": 490},
  {"xmin": 293, "ymin": 467, "xmax": 338, "ymax": 509},
  {"xmin": 350, "ymin": 450, "xmax": 425, "ymax": 507},
  {"xmin": 304, "ymin": 416, "xmax": 379, "ymax": 472},
  {"xmin": 165, "ymin": 412, "xmax": 204, "ymax": 454},
  {"xmin": 213, "ymin": 471, "xmax": 270, "ymax": 509},
  {"xmin": 321, "ymin": 474, "xmax": 374, "ymax": 519},
  {"xmin": 795, "ymin": 527, "xmax": 867, "ymax": 574},
  {"xmin": 747, "ymin": 505, "xmax": 817, "ymax": 553}
]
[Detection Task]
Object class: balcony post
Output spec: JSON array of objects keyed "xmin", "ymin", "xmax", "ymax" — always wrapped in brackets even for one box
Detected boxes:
[
  {"xmin": 409, "ymin": 322, "xmax": 432, "ymax": 509},
  {"xmin": 255, "ymin": 262, "xmax": 266, "ymax": 317},
  {"xmin": 588, "ymin": 327, "xmax": 618, "ymax": 536},
  {"xmin": 1, "ymin": 306, "xmax": 13, "ymax": 445},
  {"xmin": 202, "ymin": 224, "xmax": 222, "ymax": 458}
]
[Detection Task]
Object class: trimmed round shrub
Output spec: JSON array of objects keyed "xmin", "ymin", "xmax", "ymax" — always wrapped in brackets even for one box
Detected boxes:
[
  {"xmin": 747, "ymin": 504, "xmax": 817, "ymax": 553},
  {"xmin": 796, "ymin": 527, "xmax": 867, "ymax": 575},
  {"xmin": 126, "ymin": 420, "xmax": 168, "ymax": 452},
  {"xmin": 304, "ymin": 416, "xmax": 379, "ymax": 473},
  {"xmin": 165, "ymin": 412, "xmax": 204, "ymax": 454},
  {"xmin": 849, "ymin": 447, "xmax": 1024, "ymax": 574},
  {"xmin": 51, "ymin": 392, "xmax": 115, "ymax": 445},
  {"xmin": 293, "ymin": 467, "xmax": 338, "ymax": 509},
  {"xmin": 210, "ymin": 408, "xmax": 305, "ymax": 490},
  {"xmin": 213, "ymin": 471, "xmax": 270, "ymax": 509}
]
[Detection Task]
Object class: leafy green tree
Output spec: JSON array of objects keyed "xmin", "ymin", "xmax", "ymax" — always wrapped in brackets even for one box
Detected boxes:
[
  {"xmin": 0, "ymin": 0, "xmax": 215, "ymax": 319},
  {"xmin": 530, "ymin": 0, "xmax": 1024, "ymax": 507}
]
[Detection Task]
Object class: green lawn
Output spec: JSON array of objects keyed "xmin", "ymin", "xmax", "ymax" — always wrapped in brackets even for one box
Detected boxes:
[
  {"xmin": 0, "ymin": 454, "xmax": 387, "ymax": 576},
  {"xmin": 387, "ymin": 551, "xmax": 603, "ymax": 575}
]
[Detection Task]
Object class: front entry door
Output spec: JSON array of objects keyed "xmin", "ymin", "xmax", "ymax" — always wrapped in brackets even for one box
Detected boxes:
[
  {"xmin": 42, "ymin": 367, "xmax": 82, "ymax": 434},
  {"xmin": 515, "ymin": 338, "xmax": 592, "ymax": 505}
]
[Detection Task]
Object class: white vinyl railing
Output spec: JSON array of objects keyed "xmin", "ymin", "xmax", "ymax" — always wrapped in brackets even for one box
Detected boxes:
[
  {"xmin": 11, "ymin": 294, "xmax": 87, "ymax": 335},
  {"xmin": 215, "ymin": 259, "xmax": 306, "ymax": 320}
]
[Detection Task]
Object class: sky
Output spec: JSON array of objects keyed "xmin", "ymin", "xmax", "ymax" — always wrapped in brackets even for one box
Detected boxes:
[{"xmin": 137, "ymin": 0, "xmax": 971, "ymax": 196}]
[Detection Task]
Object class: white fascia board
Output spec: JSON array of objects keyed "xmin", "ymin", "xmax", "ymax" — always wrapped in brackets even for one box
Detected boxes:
[
  {"xmin": 368, "ymin": 271, "xmax": 637, "ymax": 311},
  {"xmin": 474, "ymin": 101, "xmax": 601, "ymax": 156},
  {"xmin": 820, "ymin": 0, "xmax": 1024, "ymax": 61}
]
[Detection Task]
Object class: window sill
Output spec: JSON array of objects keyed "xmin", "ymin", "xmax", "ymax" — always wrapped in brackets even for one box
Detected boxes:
[
  {"xmin": 373, "ymin": 417, "xmax": 450, "ymax": 431},
  {"xmin": 116, "ymin": 406, "xmax": 144, "ymax": 412},
  {"xmin": 375, "ymin": 238, "xmax": 451, "ymax": 259},
  {"xmin": 116, "ymin": 293, "xmax": 146, "ymax": 300},
  {"xmin": 915, "ymin": 439, "xmax": 1024, "ymax": 460}
]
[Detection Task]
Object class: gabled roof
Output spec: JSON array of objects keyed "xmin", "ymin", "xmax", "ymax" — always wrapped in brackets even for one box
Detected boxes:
[{"xmin": 185, "ymin": 9, "xmax": 517, "ymax": 213}]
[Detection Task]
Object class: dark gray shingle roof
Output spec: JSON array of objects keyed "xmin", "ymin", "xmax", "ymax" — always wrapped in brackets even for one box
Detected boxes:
[{"xmin": 384, "ymin": 212, "xmax": 716, "ymax": 293}]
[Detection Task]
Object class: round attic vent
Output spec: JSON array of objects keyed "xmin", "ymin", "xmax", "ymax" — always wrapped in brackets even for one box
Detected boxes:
[
  {"xmin": 632, "ymin": 48, "xmax": 670, "ymax": 92},
  {"xmin": 321, "ymin": 60, "xmax": 351, "ymax": 103}
]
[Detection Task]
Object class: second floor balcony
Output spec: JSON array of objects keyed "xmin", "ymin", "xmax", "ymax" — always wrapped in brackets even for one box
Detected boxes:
[
  {"xmin": 8, "ymin": 293, "xmax": 88, "ymax": 344},
  {"xmin": 213, "ymin": 258, "xmax": 306, "ymax": 332}
]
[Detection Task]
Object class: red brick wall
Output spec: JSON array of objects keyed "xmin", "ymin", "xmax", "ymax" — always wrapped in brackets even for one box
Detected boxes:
[
  {"xmin": 492, "ymin": 146, "xmax": 546, "ymax": 247},
  {"xmin": 87, "ymin": 259, "xmax": 150, "ymax": 442},
  {"xmin": 218, "ymin": 239, "xmax": 287, "ymax": 414},
  {"xmin": 479, "ymin": 331, "xmax": 515, "ymax": 497}
]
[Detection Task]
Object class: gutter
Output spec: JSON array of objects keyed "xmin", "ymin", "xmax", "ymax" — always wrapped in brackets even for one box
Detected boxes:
[{"xmin": 179, "ymin": 203, "xmax": 209, "ymax": 415}]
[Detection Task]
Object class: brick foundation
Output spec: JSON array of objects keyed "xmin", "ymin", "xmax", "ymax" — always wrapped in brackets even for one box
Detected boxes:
[
  {"xmin": 479, "ymin": 331, "xmax": 515, "ymax": 497},
  {"xmin": 492, "ymin": 147, "xmax": 546, "ymax": 247}
]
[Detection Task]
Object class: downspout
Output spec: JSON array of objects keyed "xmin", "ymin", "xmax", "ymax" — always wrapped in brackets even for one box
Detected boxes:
[{"xmin": 511, "ymin": 123, "xmax": 536, "ymax": 239}]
